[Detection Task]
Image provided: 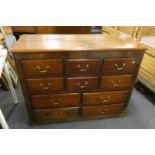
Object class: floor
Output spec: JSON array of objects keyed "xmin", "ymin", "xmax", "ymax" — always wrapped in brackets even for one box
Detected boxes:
[{"xmin": 0, "ymin": 86, "xmax": 155, "ymax": 129}]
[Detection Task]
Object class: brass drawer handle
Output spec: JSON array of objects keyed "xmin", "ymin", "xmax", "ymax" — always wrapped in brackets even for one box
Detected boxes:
[
  {"xmin": 132, "ymin": 60, "xmax": 136, "ymax": 64},
  {"xmin": 77, "ymin": 64, "xmax": 90, "ymax": 72},
  {"xmin": 111, "ymin": 80, "xmax": 121, "ymax": 87},
  {"xmin": 39, "ymin": 70, "xmax": 48, "ymax": 73},
  {"xmin": 36, "ymin": 65, "xmax": 50, "ymax": 73},
  {"xmin": 52, "ymin": 102, "xmax": 59, "ymax": 105},
  {"xmin": 100, "ymin": 96, "xmax": 111, "ymax": 103},
  {"xmin": 50, "ymin": 99, "xmax": 62, "ymax": 105},
  {"xmin": 42, "ymin": 87, "xmax": 49, "ymax": 90},
  {"xmin": 76, "ymin": 81, "xmax": 88, "ymax": 89},
  {"xmin": 98, "ymin": 108, "xmax": 108, "ymax": 115},
  {"xmin": 39, "ymin": 83, "xmax": 51, "ymax": 90},
  {"xmin": 114, "ymin": 63, "xmax": 126, "ymax": 70}
]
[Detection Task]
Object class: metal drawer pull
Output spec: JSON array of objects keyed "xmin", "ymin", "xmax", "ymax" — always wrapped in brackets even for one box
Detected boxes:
[
  {"xmin": 53, "ymin": 102, "xmax": 59, "ymax": 105},
  {"xmin": 114, "ymin": 63, "xmax": 126, "ymax": 70},
  {"xmin": 76, "ymin": 81, "xmax": 88, "ymax": 89},
  {"xmin": 100, "ymin": 96, "xmax": 111, "ymax": 103},
  {"xmin": 111, "ymin": 80, "xmax": 121, "ymax": 87},
  {"xmin": 132, "ymin": 61, "xmax": 136, "ymax": 64},
  {"xmin": 77, "ymin": 64, "xmax": 90, "ymax": 72},
  {"xmin": 36, "ymin": 65, "xmax": 50, "ymax": 73},
  {"xmin": 39, "ymin": 83, "xmax": 51, "ymax": 90},
  {"xmin": 42, "ymin": 87, "xmax": 49, "ymax": 90},
  {"xmin": 98, "ymin": 108, "xmax": 108, "ymax": 115},
  {"xmin": 50, "ymin": 99, "xmax": 62, "ymax": 105}
]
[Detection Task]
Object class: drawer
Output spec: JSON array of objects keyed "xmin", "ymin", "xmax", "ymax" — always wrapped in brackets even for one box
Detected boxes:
[
  {"xmin": 31, "ymin": 93, "xmax": 80, "ymax": 109},
  {"xmin": 66, "ymin": 59, "xmax": 100, "ymax": 76},
  {"xmin": 83, "ymin": 91, "xmax": 128, "ymax": 106},
  {"xmin": 100, "ymin": 75, "xmax": 133, "ymax": 91},
  {"xmin": 103, "ymin": 58, "xmax": 137, "ymax": 75},
  {"xmin": 22, "ymin": 59, "xmax": 63, "ymax": 77},
  {"xmin": 34, "ymin": 107, "xmax": 79, "ymax": 121},
  {"xmin": 27, "ymin": 78, "xmax": 63, "ymax": 94},
  {"xmin": 67, "ymin": 77, "xmax": 98, "ymax": 92},
  {"xmin": 82, "ymin": 103, "xmax": 124, "ymax": 117}
]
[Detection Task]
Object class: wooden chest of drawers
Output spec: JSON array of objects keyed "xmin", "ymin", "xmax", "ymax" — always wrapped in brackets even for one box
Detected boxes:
[{"xmin": 11, "ymin": 34, "xmax": 145, "ymax": 124}]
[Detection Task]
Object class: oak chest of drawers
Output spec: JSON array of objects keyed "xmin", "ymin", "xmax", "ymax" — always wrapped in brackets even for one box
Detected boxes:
[{"xmin": 11, "ymin": 34, "xmax": 145, "ymax": 124}]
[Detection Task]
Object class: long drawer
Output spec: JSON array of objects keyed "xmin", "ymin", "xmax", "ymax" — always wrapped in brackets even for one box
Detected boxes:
[
  {"xmin": 22, "ymin": 59, "xmax": 63, "ymax": 77},
  {"xmin": 27, "ymin": 78, "xmax": 64, "ymax": 94},
  {"xmin": 103, "ymin": 58, "xmax": 137, "ymax": 75},
  {"xmin": 82, "ymin": 103, "xmax": 124, "ymax": 117},
  {"xmin": 34, "ymin": 107, "xmax": 79, "ymax": 121},
  {"xmin": 83, "ymin": 91, "xmax": 128, "ymax": 106},
  {"xmin": 31, "ymin": 93, "xmax": 80, "ymax": 109},
  {"xmin": 100, "ymin": 75, "xmax": 133, "ymax": 91}
]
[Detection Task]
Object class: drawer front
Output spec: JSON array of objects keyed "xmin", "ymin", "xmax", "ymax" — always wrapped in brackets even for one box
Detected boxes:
[
  {"xmin": 31, "ymin": 93, "xmax": 80, "ymax": 109},
  {"xmin": 66, "ymin": 59, "xmax": 100, "ymax": 76},
  {"xmin": 22, "ymin": 59, "xmax": 63, "ymax": 77},
  {"xmin": 100, "ymin": 75, "xmax": 133, "ymax": 91},
  {"xmin": 67, "ymin": 77, "xmax": 98, "ymax": 92},
  {"xmin": 82, "ymin": 103, "xmax": 124, "ymax": 117},
  {"xmin": 34, "ymin": 107, "xmax": 79, "ymax": 121},
  {"xmin": 103, "ymin": 58, "xmax": 137, "ymax": 75},
  {"xmin": 27, "ymin": 78, "xmax": 63, "ymax": 93},
  {"xmin": 83, "ymin": 91, "xmax": 128, "ymax": 106}
]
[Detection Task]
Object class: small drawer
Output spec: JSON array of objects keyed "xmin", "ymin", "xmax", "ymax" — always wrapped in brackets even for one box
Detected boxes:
[
  {"xmin": 22, "ymin": 59, "xmax": 63, "ymax": 77},
  {"xmin": 82, "ymin": 103, "xmax": 124, "ymax": 117},
  {"xmin": 66, "ymin": 59, "xmax": 100, "ymax": 76},
  {"xmin": 83, "ymin": 91, "xmax": 128, "ymax": 106},
  {"xmin": 100, "ymin": 75, "xmax": 133, "ymax": 91},
  {"xmin": 27, "ymin": 78, "xmax": 63, "ymax": 94},
  {"xmin": 103, "ymin": 58, "xmax": 137, "ymax": 75},
  {"xmin": 67, "ymin": 77, "xmax": 98, "ymax": 92},
  {"xmin": 31, "ymin": 93, "xmax": 80, "ymax": 109},
  {"xmin": 34, "ymin": 107, "xmax": 79, "ymax": 121}
]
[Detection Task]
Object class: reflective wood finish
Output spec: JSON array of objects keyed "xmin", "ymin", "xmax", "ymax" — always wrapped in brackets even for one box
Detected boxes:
[
  {"xmin": 103, "ymin": 58, "xmax": 137, "ymax": 75},
  {"xmin": 22, "ymin": 59, "xmax": 63, "ymax": 77},
  {"xmin": 82, "ymin": 103, "xmax": 124, "ymax": 117},
  {"xmin": 34, "ymin": 107, "xmax": 79, "ymax": 122},
  {"xmin": 31, "ymin": 93, "xmax": 80, "ymax": 109},
  {"xmin": 11, "ymin": 34, "xmax": 145, "ymax": 53},
  {"xmin": 100, "ymin": 75, "xmax": 133, "ymax": 91},
  {"xmin": 27, "ymin": 78, "xmax": 64, "ymax": 94},
  {"xmin": 83, "ymin": 91, "xmax": 128, "ymax": 106},
  {"xmin": 12, "ymin": 34, "xmax": 145, "ymax": 124},
  {"xmin": 67, "ymin": 77, "xmax": 98, "ymax": 92},
  {"xmin": 66, "ymin": 59, "xmax": 100, "ymax": 77}
]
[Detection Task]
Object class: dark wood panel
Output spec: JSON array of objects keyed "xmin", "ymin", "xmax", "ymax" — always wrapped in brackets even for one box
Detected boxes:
[
  {"xmin": 67, "ymin": 77, "xmax": 98, "ymax": 92},
  {"xmin": 83, "ymin": 91, "xmax": 128, "ymax": 106},
  {"xmin": 12, "ymin": 26, "xmax": 91, "ymax": 34},
  {"xmin": 103, "ymin": 58, "xmax": 137, "ymax": 75},
  {"xmin": 34, "ymin": 107, "xmax": 79, "ymax": 121},
  {"xmin": 13, "ymin": 51, "xmax": 143, "ymax": 60},
  {"xmin": 22, "ymin": 59, "xmax": 63, "ymax": 77},
  {"xmin": 100, "ymin": 75, "xmax": 133, "ymax": 91},
  {"xmin": 66, "ymin": 59, "xmax": 100, "ymax": 77},
  {"xmin": 27, "ymin": 78, "xmax": 64, "ymax": 94},
  {"xmin": 31, "ymin": 93, "xmax": 80, "ymax": 109},
  {"xmin": 82, "ymin": 103, "xmax": 124, "ymax": 117}
]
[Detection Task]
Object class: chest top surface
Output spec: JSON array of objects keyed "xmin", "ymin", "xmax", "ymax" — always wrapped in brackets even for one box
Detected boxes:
[{"xmin": 11, "ymin": 34, "xmax": 146, "ymax": 53}]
